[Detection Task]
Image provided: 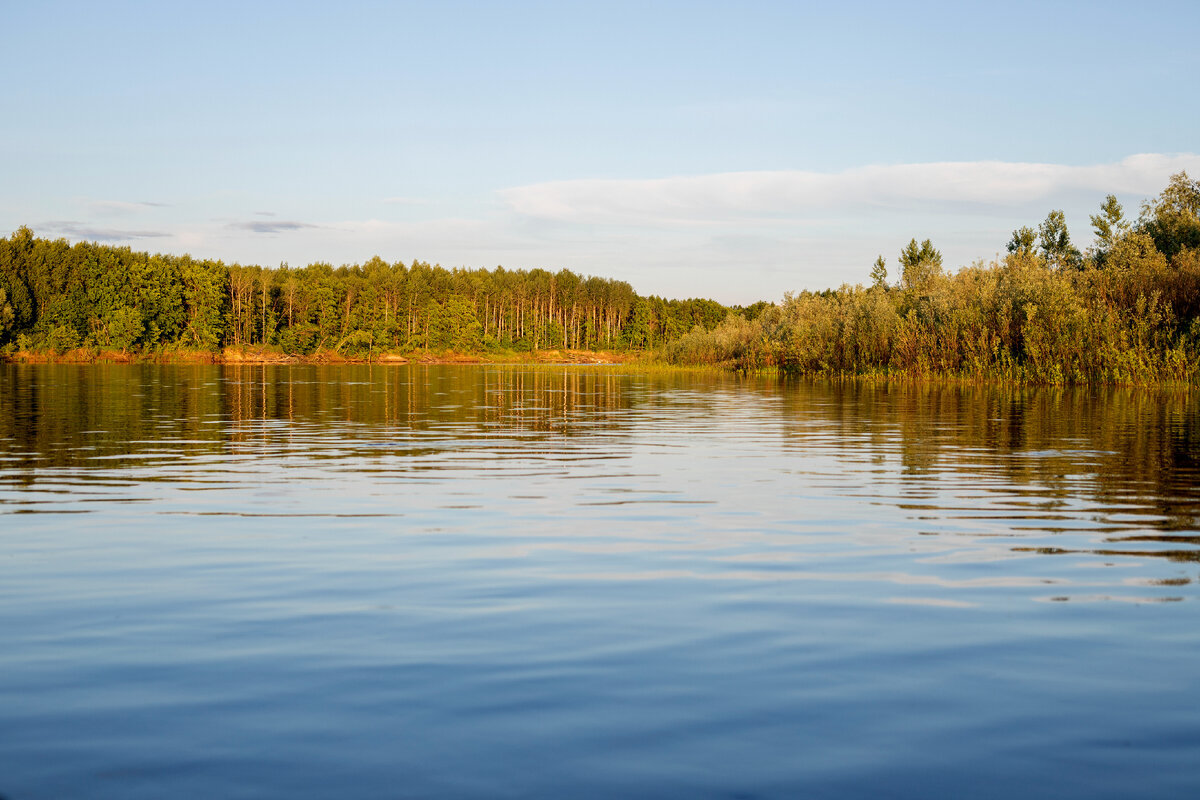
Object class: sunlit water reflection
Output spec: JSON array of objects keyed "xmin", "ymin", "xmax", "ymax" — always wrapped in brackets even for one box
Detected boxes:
[{"xmin": 1, "ymin": 365, "xmax": 1198, "ymax": 798}]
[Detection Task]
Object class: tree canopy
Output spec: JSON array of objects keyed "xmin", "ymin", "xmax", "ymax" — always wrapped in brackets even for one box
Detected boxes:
[{"xmin": 0, "ymin": 229, "xmax": 734, "ymax": 356}]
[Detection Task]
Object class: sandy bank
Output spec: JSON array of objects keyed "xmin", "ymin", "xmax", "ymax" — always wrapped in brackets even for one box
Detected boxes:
[{"xmin": 3, "ymin": 347, "xmax": 630, "ymax": 366}]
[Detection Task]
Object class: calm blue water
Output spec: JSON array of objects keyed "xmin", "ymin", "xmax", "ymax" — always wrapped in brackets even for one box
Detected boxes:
[{"xmin": 1, "ymin": 365, "xmax": 1198, "ymax": 798}]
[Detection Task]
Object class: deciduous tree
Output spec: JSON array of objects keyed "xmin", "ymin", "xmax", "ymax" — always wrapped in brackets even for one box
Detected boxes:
[
  {"xmin": 1038, "ymin": 210, "xmax": 1081, "ymax": 270},
  {"xmin": 898, "ymin": 238, "xmax": 942, "ymax": 292}
]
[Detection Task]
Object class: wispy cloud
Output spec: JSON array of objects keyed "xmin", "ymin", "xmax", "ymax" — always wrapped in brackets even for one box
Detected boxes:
[
  {"xmin": 381, "ymin": 196, "xmax": 428, "ymax": 206},
  {"xmin": 39, "ymin": 221, "xmax": 169, "ymax": 241},
  {"xmin": 87, "ymin": 200, "xmax": 170, "ymax": 216},
  {"xmin": 499, "ymin": 153, "xmax": 1200, "ymax": 226},
  {"xmin": 227, "ymin": 220, "xmax": 319, "ymax": 235}
]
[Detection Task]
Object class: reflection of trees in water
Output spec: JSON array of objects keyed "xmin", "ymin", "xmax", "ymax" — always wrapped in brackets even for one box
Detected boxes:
[
  {"xmin": 0, "ymin": 365, "xmax": 743, "ymax": 474},
  {"xmin": 775, "ymin": 380, "xmax": 1200, "ymax": 540},
  {"xmin": 0, "ymin": 364, "xmax": 228, "ymax": 477},
  {"xmin": 217, "ymin": 364, "xmax": 695, "ymax": 435},
  {"xmin": 4, "ymin": 365, "xmax": 1198, "ymax": 554},
  {"xmin": 1015, "ymin": 540, "xmax": 1200, "ymax": 563}
]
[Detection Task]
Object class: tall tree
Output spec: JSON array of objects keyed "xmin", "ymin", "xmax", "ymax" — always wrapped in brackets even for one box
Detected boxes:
[
  {"xmin": 179, "ymin": 255, "xmax": 228, "ymax": 349},
  {"xmin": 1139, "ymin": 171, "xmax": 1200, "ymax": 260},
  {"xmin": 1038, "ymin": 210, "xmax": 1081, "ymax": 269},
  {"xmin": 1006, "ymin": 226, "xmax": 1037, "ymax": 255},
  {"xmin": 1090, "ymin": 195, "xmax": 1128, "ymax": 251},
  {"xmin": 898, "ymin": 238, "xmax": 942, "ymax": 292},
  {"xmin": 870, "ymin": 255, "xmax": 888, "ymax": 289}
]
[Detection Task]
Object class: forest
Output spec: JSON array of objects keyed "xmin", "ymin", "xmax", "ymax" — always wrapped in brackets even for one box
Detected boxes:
[
  {"xmin": 664, "ymin": 172, "xmax": 1200, "ymax": 383},
  {"xmin": 0, "ymin": 231, "xmax": 731, "ymax": 358},
  {"xmin": 2, "ymin": 172, "xmax": 1199, "ymax": 383}
]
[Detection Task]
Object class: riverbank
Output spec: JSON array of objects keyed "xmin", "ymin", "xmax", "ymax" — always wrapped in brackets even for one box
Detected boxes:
[
  {"xmin": 6, "ymin": 347, "xmax": 1198, "ymax": 385},
  {"xmin": 1, "ymin": 346, "xmax": 633, "ymax": 366}
]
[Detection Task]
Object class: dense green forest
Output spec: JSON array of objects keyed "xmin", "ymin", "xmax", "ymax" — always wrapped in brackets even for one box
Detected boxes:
[
  {"xmin": 664, "ymin": 173, "xmax": 1200, "ymax": 383},
  {"xmin": 0, "ymin": 230, "xmax": 731, "ymax": 357}
]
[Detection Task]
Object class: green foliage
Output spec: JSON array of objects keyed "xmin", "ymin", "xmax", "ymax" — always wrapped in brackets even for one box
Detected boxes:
[
  {"xmin": 336, "ymin": 329, "xmax": 375, "ymax": 356},
  {"xmin": 0, "ymin": 287, "xmax": 14, "ymax": 340},
  {"xmin": 0, "ymin": 229, "xmax": 736, "ymax": 358},
  {"xmin": 1007, "ymin": 226, "xmax": 1037, "ymax": 255},
  {"xmin": 732, "ymin": 301, "xmax": 773, "ymax": 322},
  {"xmin": 0, "ymin": 228, "xmax": 37, "ymax": 334},
  {"xmin": 1139, "ymin": 171, "xmax": 1200, "ymax": 260},
  {"xmin": 898, "ymin": 238, "xmax": 942, "ymax": 292},
  {"xmin": 278, "ymin": 322, "xmax": 318, "ymax": 354},
  {"xmin": 661, "ymin": 315, "xmax": 763, "ymax": 368},
  {"xmin": 1090, "ymin": 194, "xmax": 1128, "ymax": 264},
  {"xmin": 663, "ymin": 245, "xmax": 1198, "ymax": 383},
  {"xmin": 621, "ymin": 298, "xmax": 654, "ymax": 349},
  {"xmin": 180, "ymin": 255, "xmax": 228, "ymax": 348},
  {"xmin": 656, "ymin": 174, "xmax": 1200, "ymax": 384},
  {"xmin": 426, "ymin": 294, "xmax": 482, "ymax": 351},
  {"xmin": 44, "ymin": 323, "xmax": 81, "ymax": 352},
  {"xmin": 870, "ymin": 255, "xmax": 888, "ymax": 289},
  {"xmin": 89, "ymin": 305, "xmax": 144, "ymax": 351},
  {"xmin": 1038, "ymin": 210, "xmax": 1082, "ymax": 270}
]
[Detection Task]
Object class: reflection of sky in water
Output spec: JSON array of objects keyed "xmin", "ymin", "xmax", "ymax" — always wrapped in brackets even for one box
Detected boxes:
[
  {"xmin": 2, "ymin": 366, "xmax": 1199, "ymax": 600},
  {"xmin": 0, "ymin": 365, "xmax": 1198, "ymax": 798}
]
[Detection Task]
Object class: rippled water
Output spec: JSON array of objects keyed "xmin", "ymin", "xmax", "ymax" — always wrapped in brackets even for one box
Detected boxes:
[{"xmin": 1, "ymin": 364, "xmax": 1198, "ymax": 798}]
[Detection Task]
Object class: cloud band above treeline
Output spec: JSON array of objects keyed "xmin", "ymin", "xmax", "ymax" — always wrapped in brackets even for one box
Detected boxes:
[
  {"xmin": 499, "ymin": 153, "xmax": 1200, "ymax": 226},
  {"xmin": 16, "ymin": 152, "xmax": 1200, "ymax": 305}
]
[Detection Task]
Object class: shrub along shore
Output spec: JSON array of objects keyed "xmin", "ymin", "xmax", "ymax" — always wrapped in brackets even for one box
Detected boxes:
[
  {"xmin": 661, "ymin": 174, "xmax": 1200, "ymax": 384},
  {"xmin": 3, "ymin": 174, "xmax": 1199, "ymax": 383}
]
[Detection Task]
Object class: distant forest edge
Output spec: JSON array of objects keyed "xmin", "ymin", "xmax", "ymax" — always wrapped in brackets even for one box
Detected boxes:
[
  {"xmin": 2, "ymin": 172, "xmax": 1199, "ymax": 383},
  {"xmin": 0, "ymin": 228, "xmax": 743, "ymax": 361}
]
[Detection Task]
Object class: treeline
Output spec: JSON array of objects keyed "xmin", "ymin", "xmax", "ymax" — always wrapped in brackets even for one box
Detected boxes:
[
  {"xmin": 664, "ymin": 173, "xmax": 1200, "ymax": 383},
  {"xmin": 6, "ymin": 172, "xmax": 1199, "ymax": 382},
  {"xmin": 0, "ymin": 230, "xmax": 730, "ymax": 355}
]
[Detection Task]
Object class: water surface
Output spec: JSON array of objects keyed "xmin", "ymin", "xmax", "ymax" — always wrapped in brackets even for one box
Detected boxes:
[{"xmin": 1, "ymin": 365, "xmax": 1198, "ymax": 798}]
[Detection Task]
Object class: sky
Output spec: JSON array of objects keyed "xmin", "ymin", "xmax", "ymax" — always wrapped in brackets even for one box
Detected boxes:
[{"xmin": 2, "ymin": 0, "xmax": 1198, "ymax": 305}]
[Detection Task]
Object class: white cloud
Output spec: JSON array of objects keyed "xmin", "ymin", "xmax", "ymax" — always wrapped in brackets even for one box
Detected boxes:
[
  {"xmin": 499, "ymin": 153, "xmax": 1200, "ymax": 226},
  {"xmin": 481, "ymin": 153, "xmax": 1200, "ymax": 303}
]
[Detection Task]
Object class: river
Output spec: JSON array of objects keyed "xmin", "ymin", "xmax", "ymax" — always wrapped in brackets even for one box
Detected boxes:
[{"xmin": 1, "ymin": 364, "xmax": 1197, "ymax": 798}]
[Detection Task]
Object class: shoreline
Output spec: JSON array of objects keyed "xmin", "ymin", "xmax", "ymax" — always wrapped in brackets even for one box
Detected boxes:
[
  {"xmin": 4, "ymin": 349, "xmax": 1195, "ymax": 385},
  {"xmin": 1, "ymin": 347, "xmax": 633, "ymax": 367}
]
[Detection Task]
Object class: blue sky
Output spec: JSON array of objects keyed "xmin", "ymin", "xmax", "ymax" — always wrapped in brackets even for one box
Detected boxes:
[{"xmin": 3, "ymin": 0, "xmax": 1197, "ymax": 304}]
